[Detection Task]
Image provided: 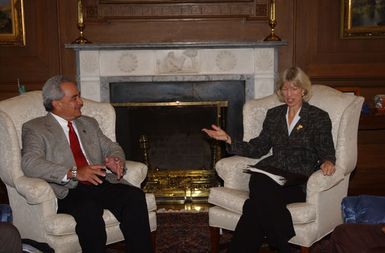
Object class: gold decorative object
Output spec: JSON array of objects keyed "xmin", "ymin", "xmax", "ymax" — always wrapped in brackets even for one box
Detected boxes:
[
  {"xmin": 72, "ymin": 0, "xmax": 91, "ymax": 44},
  {"xmin": 139, "ymin": 135, "xmax": 151, "ymax": 168},
  {"xmin": 264, "ymin": 0, "xmax": 281, "ymax": 41}
]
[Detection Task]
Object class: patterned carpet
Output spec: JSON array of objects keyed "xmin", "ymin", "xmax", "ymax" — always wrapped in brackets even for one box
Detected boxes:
[
  {"xmin": 156, "ymin": 211, "xmax": 212, "ymax": 253},
  {"xmin": 107, "ymin": 210, "xmax": 329, "ymax": 253},
  {"xmin": 106, "ymin": 210, "xmax": 231, "ymax": 253}
]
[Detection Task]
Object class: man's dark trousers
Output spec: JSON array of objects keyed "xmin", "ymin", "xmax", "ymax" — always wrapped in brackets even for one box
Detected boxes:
[{"xmin": 58, "ymin": 181, "xmax": 153, "ymax": 253}]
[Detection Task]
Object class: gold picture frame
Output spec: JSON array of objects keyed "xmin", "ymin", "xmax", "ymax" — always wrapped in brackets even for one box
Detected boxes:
[
  {"xmin": 341, "ymin": 0, "xmax": 385, "ymax": 38},
  {"xmin": 0, "ymin": 0, "xmax": 25, "ymax": 46}
]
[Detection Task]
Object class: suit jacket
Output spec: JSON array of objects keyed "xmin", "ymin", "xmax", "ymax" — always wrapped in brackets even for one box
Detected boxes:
[
  {"xmin": 21, "ymin": 113, "xmax": 125, "ymax": 199},
  {"xmin": 228, "ymin": 102, "xmax": 336, "ymax": 179}
]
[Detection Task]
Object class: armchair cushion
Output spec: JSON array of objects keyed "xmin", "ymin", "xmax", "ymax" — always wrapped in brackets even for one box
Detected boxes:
[
  {"xmin": 287, "ymin": 202, "xmax": 316, "ymax": 224},
  {"xmin": 209, "ymin": 187, "xmax": 317, "ymax": 225},
  {"xmin": 15, "ymin": 176, "xmax": 56, "ymax": 205},
  {"xmin": 208, "ymin": 187, "xmax": 248, "ymax": 214},
  {"xmin": 306, "ymin": 169, "xmax": 344, "ymax": 196},
  {"xmin": 45, "ymin": 193, "xmax": 156, "ymax": 236},
  {"xmin": 122, "ymin": 160, "xmax": 148, "ymax": 188},
  {"xmin": 215, "ymin": 156, "xmax": 257, "ymax": 191}
]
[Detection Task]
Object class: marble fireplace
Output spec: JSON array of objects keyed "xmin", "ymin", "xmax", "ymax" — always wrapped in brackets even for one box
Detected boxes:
[{"xmin": 66, "ymin": 41, "xmax": 286, "ymax": 202}]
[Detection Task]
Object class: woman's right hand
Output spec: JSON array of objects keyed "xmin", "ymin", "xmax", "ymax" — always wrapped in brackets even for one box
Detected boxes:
[{"xmin": 202, "ymin": 124, "xmax": 232, "ymax": 144}]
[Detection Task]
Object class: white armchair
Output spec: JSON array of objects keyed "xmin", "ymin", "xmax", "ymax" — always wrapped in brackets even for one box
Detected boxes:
[
  {"xmin": 0, "ymin": 91, "xmax": 157, "ymax": 253},
  {"xmin": 208, "ymin": 85, "xmax": 364, "ymax": 253}
]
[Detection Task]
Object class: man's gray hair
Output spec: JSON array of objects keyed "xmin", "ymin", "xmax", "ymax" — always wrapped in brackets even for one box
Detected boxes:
[{"xmin": 42, "ymin": 75, "xmax": 74, "ymax": 111}]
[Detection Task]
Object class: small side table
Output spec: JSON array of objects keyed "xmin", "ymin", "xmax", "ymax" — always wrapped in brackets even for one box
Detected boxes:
[
  {"xmin": 359, "ymin": 112, "xmax": 385, "ymax": 130},
  {"xmin": 350, "ymin": 111, "xmax": 385, "ymax": 196}
]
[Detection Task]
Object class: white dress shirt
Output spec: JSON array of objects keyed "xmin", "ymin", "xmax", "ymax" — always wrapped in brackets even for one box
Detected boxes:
[
  {"xmin": 50, "ymin": 113, "xmax": 89, "ymax": 182},
  {"xmin": 286, "ymin": 107, "xmax": 301, "ymax": 135}
]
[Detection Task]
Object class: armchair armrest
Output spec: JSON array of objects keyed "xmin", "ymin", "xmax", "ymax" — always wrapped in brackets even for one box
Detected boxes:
[
  {"xmin": 306, "ymin": 167, "xmax": 344, "ymax": 197},
  {"xmin": 15, "ymin": 176, "xmax": 56, "ymax": 205},
  {"xmin": 123, "ymin": 160, "xmax": 148, "ymax": 188},
  {"xmin": 215, "ymin": 156, "xmax": 258, "ymax": 191}
]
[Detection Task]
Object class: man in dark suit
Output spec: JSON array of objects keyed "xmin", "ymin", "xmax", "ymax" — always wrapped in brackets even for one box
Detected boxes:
[
  {"xmin": 21, "ymin": 75, "xmax": 153, "ymax": 253},
  {"xmin": 203, "ymin": 67, "xmax": 336, "ymax": 253}
]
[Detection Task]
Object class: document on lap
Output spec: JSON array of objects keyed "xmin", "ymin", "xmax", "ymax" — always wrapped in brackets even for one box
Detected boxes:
[{"xmin": 243, "ymin": 166, "xmax": 307, "ymax": 186}]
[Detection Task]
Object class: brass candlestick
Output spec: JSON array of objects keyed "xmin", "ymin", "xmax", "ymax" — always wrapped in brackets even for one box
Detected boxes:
[
  {"xmin": 264, "ymin": 0, "xmax": 281, "ymax": 41},
  {"xmin": 72, "ymin": 0, "xmax": 91, "ymax": 44}
]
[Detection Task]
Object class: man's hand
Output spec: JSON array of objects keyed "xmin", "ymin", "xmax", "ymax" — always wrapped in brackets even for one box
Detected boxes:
[
  {"xmin": 202, "ymin": 124, "xmax": 232, "ymax": 144},
  {"xmin": 105, "ymin": 156, "xmax": 125, "ymax": 180},
  {"xmin": 77, "ymin": 165, "xmax": 106, "ymax": 185},
  {"xmin": 320, "ymin": 160, "xmax": 336, "ymax": 176}
]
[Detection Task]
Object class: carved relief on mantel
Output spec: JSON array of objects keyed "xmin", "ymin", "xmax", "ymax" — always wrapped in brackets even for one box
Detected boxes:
[
  {"xmin": 216, "ymin": 50, "xmax": 237, "ymax": 71},
  {"xmin": 84, "ymin": 0, "xmax": 268, "ymax": 20},
  {"xmin": 118, "ymin": 53, "xmax": 138, "ymax": 73},
  {"xmin": 156, "ymin": 50, "xmax": 199, "ymax": 74}
]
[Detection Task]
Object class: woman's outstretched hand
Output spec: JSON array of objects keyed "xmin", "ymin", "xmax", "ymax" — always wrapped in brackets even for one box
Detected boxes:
[{"xmin": 202, "ymin": 124, "xmax": 232, "ymax": 144}]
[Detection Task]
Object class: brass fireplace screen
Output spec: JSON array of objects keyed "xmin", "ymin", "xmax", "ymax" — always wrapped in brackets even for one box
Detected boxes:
[{"xmin": 113, "ymin": 101, "xmax": 228, "ymax": 203}]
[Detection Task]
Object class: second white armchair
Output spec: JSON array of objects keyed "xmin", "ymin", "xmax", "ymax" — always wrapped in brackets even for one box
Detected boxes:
[{"xmin": 208, "ymin": 85, "xmax": 364, "ymax": 253}]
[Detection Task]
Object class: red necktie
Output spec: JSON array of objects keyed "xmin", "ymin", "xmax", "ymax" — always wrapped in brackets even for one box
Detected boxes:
[{"xmin": 68, "ymin": 121, "xmax": 89, "ymax": 168}]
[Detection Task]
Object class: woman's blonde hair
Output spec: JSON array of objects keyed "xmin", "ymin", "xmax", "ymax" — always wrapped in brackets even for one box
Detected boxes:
[{"xmin": 276, "ymin": 66, "xmax": 312, "ymax": 102}]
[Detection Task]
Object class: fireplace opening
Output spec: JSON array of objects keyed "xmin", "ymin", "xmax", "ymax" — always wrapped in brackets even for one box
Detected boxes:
[
  {"xmin": 110, "ymin": 80, "xmax": 245, "ymax": 203},
  {"xmin": 114, "ymin": 102, "xmax": 227, "ymax": 170},
  {"xmin": 113, "ymin": 101, "xmax": 227, "ymax": 202},
  {"xmin": 110, "ymin": 80, "xmax": 245, "ymax": 140}
]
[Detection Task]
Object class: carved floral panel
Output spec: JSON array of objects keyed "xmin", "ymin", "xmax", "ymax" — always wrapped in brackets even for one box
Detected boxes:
[{"xmin": 84, "ymin": 0, "xmax": 268, "ymax": 20}]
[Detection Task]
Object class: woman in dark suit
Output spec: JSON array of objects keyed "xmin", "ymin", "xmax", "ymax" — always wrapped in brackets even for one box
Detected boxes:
[{"xmin": 202, "ymin": 66, "xmax": 336, "ymax": 253}]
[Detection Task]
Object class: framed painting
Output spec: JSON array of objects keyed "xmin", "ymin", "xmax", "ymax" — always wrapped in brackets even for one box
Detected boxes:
[
  {"xmin": 341, "ymin": 0, "xmax": 385, "ymax": 38},
  {"xmin": 0, "ymin": 0, "xmax": 25, "ymax": 46}
]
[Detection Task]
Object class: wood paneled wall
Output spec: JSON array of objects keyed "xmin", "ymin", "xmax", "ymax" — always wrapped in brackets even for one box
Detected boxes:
[
  {"xmin": 0, "ymin": 0, "xmax": 295, "ymax": 100},
  {"xmin": 0, "ymin": 0, "xmax": 384, "ymax": 195},
  {"xmin": 1, "ymin": 0, "xmax": 384, "ymax": 98},
  {"xmin": 294, "ymin": 0, "xmax": 385, "ymax": 103},
  {"xmin": 0, "ymin": 1, "xmax": 61, "ymax": 99}
]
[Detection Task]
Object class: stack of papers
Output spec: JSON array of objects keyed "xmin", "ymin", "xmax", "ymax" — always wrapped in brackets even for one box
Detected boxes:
[
  {"xmin": 243, "ymin": 166, "xmax": 307, "ymax": 186},
  {"xmin": 244, "ymin": 168, "xmax": 287, "ymax": 185}
]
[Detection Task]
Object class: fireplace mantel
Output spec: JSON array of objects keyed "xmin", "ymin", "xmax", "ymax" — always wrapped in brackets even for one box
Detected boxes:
[
  {"xmin": 66, "ymin": 41, "xmax": 287, "ymax": 102},
  {"xmin": 66, "ymin": 42, "xmax": 287, "ymax": 202}
]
